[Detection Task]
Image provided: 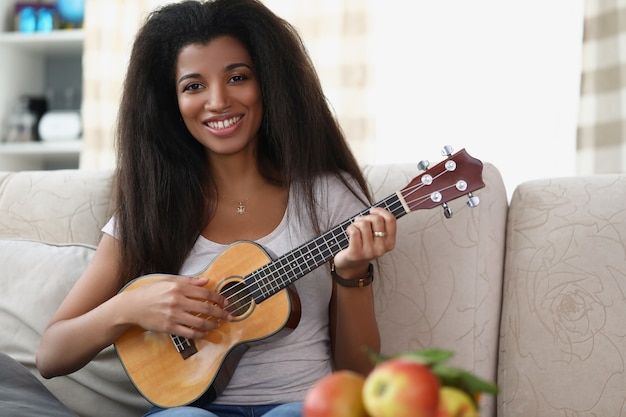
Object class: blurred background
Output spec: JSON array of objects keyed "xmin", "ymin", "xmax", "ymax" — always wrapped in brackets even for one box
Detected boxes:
[{"xmin": 1, "ymin": 0, "xmax": 620, "ymax": 199}]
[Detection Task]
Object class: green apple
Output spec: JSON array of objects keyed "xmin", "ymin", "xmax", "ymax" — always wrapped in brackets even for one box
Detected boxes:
[
  {"xmin": 436, "ymin": 386, "xmax": 479, "ymax": 417},
  {"xmin": 362, "ymin": 358, "xmax": 440, "ymax": 417}
]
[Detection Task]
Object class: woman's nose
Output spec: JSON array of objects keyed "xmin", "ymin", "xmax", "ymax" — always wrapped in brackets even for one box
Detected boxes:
[{"xmin": 204, "ymin": 85, "xmax": 229, "ymax": 111}]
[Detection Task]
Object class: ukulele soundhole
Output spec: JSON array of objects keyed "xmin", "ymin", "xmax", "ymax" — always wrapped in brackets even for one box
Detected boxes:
[{"xmin": 220, "ymin": 278, "xmax": 254, "ymax": 320}]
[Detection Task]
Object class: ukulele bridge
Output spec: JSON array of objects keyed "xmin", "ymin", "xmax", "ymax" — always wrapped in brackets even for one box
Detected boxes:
[{"xmin": 170, "ymin": 334, "xmax": 198, "ymax": 359}]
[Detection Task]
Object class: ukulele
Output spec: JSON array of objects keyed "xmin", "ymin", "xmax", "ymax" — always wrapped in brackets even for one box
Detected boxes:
[{"xmin": 114, "ymin": 147, "xmax": 485, "ymax": 408}]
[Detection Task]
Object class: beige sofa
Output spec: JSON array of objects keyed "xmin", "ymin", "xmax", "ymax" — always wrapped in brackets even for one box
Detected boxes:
[{"xmin": 1, "ymin": 156, "xmax": 624, "ymax": 417}]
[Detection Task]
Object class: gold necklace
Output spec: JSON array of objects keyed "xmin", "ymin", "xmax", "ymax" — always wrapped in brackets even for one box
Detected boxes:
[
  {"xmin": 235, "ymin": 199, "xmax": 248, "ymax": 215},
  {"xmin": 223, "ymin": 196, "xmax": 250, "ymax": 215},
  {"xmin": 220, "ymin": 190, "xmax": 253, "ymax": 215}
]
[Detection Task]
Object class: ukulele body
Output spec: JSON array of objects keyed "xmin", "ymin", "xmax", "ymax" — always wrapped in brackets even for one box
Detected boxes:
[{"xmin": 115, "ymin": 241, "xmax": 301, "ymax": 408}]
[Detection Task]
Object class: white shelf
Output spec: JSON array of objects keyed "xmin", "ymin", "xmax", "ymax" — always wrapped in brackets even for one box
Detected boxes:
[
  {"xmin": 0, "ymin": 140, "xmax": 82, "ymax": 156},
  {"xmin": 0, "ymin": 3, "xmax": 85, "ymax": 171},
  {"xmin": 0, "ymin": 29, "xmax": 83, "ymax": 55},
  {"xmin": 0, "ymin": 25, "xmax": 84, "ymax": 170}
]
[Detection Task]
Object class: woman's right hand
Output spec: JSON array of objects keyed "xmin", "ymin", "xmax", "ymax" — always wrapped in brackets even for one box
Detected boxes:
[
  {"xmin": 120, "ymin": 276, "xmax": 233, "ymax": 340},
  {"xmin": 37, "ymin": 234, "xmax": 232, "ymax": 378}
]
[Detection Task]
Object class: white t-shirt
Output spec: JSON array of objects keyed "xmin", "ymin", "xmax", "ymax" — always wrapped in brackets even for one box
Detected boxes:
[{"xmin": 103, "ymin": 173, "xmax": 368, "ymax": 405}]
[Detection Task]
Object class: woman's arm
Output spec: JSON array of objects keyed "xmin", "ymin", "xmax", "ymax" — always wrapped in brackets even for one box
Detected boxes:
[
  {"xmin": 329, "ymin": 207, "xmax": 396, "ymax": 375},
  {"xmin": 36, "ymin": 234, "xmax": 231, "ymax": 378},
  {"xmin": 330, "ymin": 279, "xmax": 380, "ymax": 374},
  {"xmin": 36, "ymin": 234, "xmax": 130, "ymax": 377}
]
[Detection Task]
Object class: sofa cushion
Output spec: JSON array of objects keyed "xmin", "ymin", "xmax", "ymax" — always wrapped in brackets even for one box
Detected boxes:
[
  {"xmin": 0, "ymin": 352, "xmax": 78, "ymax": 417},
  {"xmin": 0, "ymin": 170, "xmax": 114, "ymax": 246},
  {"xmin": 364, "ymin": 162, "xmax": 507, "ymax": 417},
  {"xmin": 0, "ymin": 239, "xmax": 151, "ymax": 417}
]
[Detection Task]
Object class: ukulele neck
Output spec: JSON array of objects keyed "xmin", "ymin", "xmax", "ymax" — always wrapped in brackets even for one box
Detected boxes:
[{"xmin": 246, "ymin": 193, "xmax": 408, "ymax": 304}]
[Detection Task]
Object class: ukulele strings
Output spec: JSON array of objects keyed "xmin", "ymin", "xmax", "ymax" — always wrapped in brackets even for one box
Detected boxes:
[{"xmin": 218, "ymin": 169, "xmax": 461, "ymax": 318}]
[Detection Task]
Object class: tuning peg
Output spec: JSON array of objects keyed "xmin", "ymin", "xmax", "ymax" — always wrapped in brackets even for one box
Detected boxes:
[
  {"xmin": 441, "ymin": 145, "xmax": 454, "ymax": 157},
  {"xmin": 417, "ymin": 160, "xmax": 430, "ymax": 171},
  {"xmin": 466, "ymin": 193, "xmax": 480, "ymax": 208},
  {"xmin": 442, "ymin": 202, "xmax": 453, "ymax": 219}
]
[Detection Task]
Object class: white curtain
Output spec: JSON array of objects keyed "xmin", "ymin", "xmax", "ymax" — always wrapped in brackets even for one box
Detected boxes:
[
  {"xmin": 79, "ymin": 0, "xmax": 375, "ymax": 169},
  {"xmin": 577, "ymin": 0, "xmax": 626, "ymax": 174}
]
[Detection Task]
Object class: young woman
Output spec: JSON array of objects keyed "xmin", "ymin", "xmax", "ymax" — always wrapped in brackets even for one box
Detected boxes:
[{"xmin": 36, "ymin": 1, "xmax": 396, "ymax": 416}]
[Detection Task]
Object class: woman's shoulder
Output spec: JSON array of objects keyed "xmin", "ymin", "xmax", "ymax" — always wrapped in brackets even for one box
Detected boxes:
[
  {"xmin": 307, "ymin": 171, "xmax": 368, "ymax": 224},
  {"xmin": 312, "ymin": 170, "xmax": 362, "ymax": 194}
]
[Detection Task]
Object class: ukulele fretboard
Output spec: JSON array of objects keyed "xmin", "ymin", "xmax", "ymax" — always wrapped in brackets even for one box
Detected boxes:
[{"xmin": 246, "ymin": 192, "xmax": 408, "ymax": 303}]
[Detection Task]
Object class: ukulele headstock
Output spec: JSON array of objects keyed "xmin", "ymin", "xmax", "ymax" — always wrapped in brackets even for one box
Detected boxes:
[{"xmin": 399, "ymin": 147, "xmax": 485, "ymax": 217}]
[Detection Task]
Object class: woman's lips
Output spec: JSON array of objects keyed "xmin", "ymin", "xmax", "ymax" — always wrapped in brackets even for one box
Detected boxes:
[{"xmin": 205, "ymin": 116, "xmax": 242, "ymax": 131}]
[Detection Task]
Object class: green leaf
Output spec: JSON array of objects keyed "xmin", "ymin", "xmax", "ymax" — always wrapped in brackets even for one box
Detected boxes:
[
  {"xmin": 432, "ymin": 363, "xmax": 498, "ymax": 403},
  {"xmin": 363, "ymin": 346, "xmax": 396, "ymax": 365},
  {"xmin": 394, "ymin": 348, "xmax": 454, "ymax": 366}
]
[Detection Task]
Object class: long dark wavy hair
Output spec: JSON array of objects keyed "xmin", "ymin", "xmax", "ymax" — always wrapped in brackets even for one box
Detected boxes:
[{"xmin": 114, "ymin": 0, "xmax": 371, "ymax": 285}]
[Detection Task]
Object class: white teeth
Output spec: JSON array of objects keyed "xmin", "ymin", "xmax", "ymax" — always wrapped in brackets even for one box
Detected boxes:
[{"xmin": 207, "ymin": 116, "xmax": 241, "ymax": 130}]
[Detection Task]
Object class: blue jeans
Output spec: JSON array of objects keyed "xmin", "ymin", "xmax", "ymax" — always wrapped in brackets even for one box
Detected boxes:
[{"xmin": 143, "ymin": 402, "xmax": 303, "ymax": 417}]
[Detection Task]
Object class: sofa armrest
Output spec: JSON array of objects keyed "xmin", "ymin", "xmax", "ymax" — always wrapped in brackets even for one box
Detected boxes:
[{"xmin": 499, "ymin": 174, "xmax": 626, "ymax": 416}]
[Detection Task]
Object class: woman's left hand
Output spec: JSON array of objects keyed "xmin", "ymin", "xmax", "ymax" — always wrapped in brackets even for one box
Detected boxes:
[{"xmin": 332, "ymin": 207, "xmax": 396, "ymax": 278}]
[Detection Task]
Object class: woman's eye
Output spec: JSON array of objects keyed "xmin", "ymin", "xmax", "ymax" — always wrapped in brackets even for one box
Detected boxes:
[
  {"xmin": 229, "ymin": 74, "xmax": 247, "ymax": 83},
  {"xmin": 183, "ymin": 83, "xmax": 203, "ymax": 92}
]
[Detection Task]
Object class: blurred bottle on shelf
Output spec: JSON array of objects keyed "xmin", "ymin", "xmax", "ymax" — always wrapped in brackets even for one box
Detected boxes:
[
  {"xmin": 3, "ymin": 97, "xmax": 37, "ymax": 144},
  {"xmin": 57, "ymin": 0, "xmax": 85, "ymax": 29}
]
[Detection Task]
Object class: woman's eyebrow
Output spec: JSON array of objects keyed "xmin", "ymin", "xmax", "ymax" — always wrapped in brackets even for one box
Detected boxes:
[
  {"xmin": 178, "ymin": 63, "xmax": 252, "ymax": 85},
  {"xmin": 226, "ymin": 62, "xmax": 252, "ymax": 71},
  {"xmin": 178, "ymin": 73, "xmax": 200, "ymax": 84}
]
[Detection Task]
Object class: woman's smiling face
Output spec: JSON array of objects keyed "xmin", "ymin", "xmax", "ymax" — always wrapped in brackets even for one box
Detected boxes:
[{"xmin": 176, "ymin": 36, "xmax": 263, "ymax": 159}]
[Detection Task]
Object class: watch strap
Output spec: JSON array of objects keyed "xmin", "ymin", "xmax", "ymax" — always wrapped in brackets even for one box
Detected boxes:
[{"xmin": 331, "ymin": 262, "xmax": 374, "ymax": 288}]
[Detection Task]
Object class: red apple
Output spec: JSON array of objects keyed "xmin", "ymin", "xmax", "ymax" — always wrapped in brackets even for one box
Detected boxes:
[
  {"xmin": 303, "ymin": 370, "xmax": 368, "ymax": 417},
  {"xmin": 362, "ymin": 359, "xmax": 440, "ymax": 417}
]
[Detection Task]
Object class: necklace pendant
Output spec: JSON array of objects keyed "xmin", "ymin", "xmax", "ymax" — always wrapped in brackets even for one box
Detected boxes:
[{"xmin": 236, "ymin": 202, "xmax": 245, "ymax": 215}]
